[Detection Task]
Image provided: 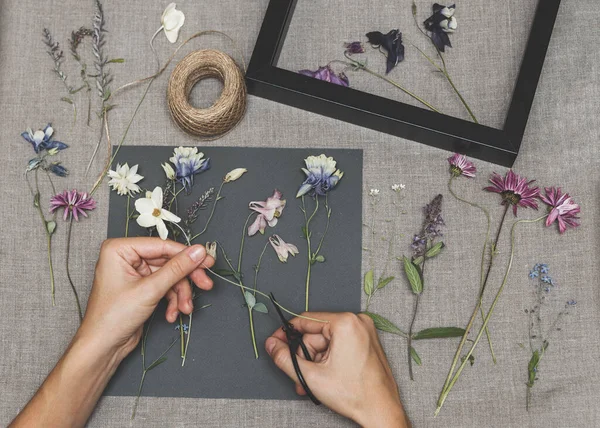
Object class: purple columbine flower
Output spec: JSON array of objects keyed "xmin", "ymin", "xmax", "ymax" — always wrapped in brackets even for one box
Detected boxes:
[
  {"xmin": 298, "ymin": 65, "xmax": 349, "ymax": 87},
  {"xmin": 50, "ymin": 189, "xmax": 97, "ymax": 221},
  {"xmin": 539, "ymin": 187, "xmax": 581, "ymax": 234},
  {"xmin": 484, "ymin": 170, "xmax": 540, "ymax": 216},
  {"xmin": 344, "ymin": 41, "xmax": 365, "ymax": 55},
  {"xmin": 248, "ymin": 190, "xmax": 287, "ymax": 236},
  {"xmin": 21, "ymin": 124, "xmax": 68, "ymax": 154},
  {"xmin": 424, "ymin": 4, "xmax": 457, "ymax": 52},
  {"xmin": 366, "ymin": 29, "xmax": 405, "ymax": 74},
  {"xmin": 448, "ymin": 153, "xmax": 476, "ymax": 178},
  {"xmin": 296, "ymin": 154, "xmax": 344, "ymax": 198}
]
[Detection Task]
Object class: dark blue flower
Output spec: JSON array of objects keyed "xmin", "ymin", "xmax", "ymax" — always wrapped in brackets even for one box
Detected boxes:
[
  {"xmin": 567, "ymin": 300, "xmax": 577, "ymax": 306},
  {"xmin": 541, "ymin": 276, "xmax": 553, "ymax": 285},
  {"xmin": 366, "ymin": 29, "xmax": 405, "ymax": 74},
  {"xmin": 48, "ymin": 162, "xmax": 69, "ymax": 177},
  {"xmin": 424, "ymin": 4, "xmax": 457, "ymax": 52},
  {"xmin": 21, "ymin": 124, "xmax": 68, "ymax": 153},
  {"xmin": 168, "ymin": 147, "xmax": 211, "ymax": 192},
  {"xmin": 540, "ymin": 264, "xmax": 549, "ymax": 274},
  {"xmin": 298, "ymin": 65, "xmax": 350, "ymax": 87},
  {"xmin": 296, "ymin": 154, "xmax": 344, "ymax": 198},
  {"xmin": 529, "ymin": 270, "xmax": 539, "ymax": 279},
  {"xmin": 344, "ymin": 41, "xmax": 365, "ymax": 55}
]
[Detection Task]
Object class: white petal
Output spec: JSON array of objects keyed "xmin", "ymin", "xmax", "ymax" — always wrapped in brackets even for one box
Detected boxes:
[
  {"xmin": 137, "ymin": 213, "xmax": 158, "ymax": 228},
  {"xmin": 107, "ymin": 169, "xmax": 120, "ymax": 179},
  {"xmin": 156, "ymin": 219, "xmax": 169, "ymax": 240},
  {"xmin": 33, "ymin": 130, "xmax": 45, "ymax": 144},
  {"xmin": 128, "ymin": 183, "xmax": 141, "ymax": 194},
  {"xmin": 162, "ymin": 3, "xmax": 176, "ymax": 22},
  {"xmin": 151, "ymin": 186, "xmax": 163, "ymax": 208},
  {"xmin": 129, "ymin": 164, "xmax": 139, "ymax": 176},
  {"xmin": 160, "ymin": 209, "xmax": 181, "ymax": 224},
  {"xmin": 45, "ymin": 126, "xmax": 54, "ymax": 138},
  {"xmin": 128, "ymin": 173, "xmax": 144, "ymax": 184},
  {"xmin": 135, "ymin": 197, "xmax": 155, "ymax": 214}
]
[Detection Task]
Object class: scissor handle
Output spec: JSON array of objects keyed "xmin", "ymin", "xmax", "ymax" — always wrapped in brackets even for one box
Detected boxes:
[{"xmin": 291, "ymin": 344, "xmax": 321, "ymax": 406}]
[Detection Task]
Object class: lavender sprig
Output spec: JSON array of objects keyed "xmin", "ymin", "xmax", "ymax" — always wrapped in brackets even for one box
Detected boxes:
[
  {"xmin": 43, "ymin": 28, "xmax": 77, "ymax": 123},
  {"xmin": 70, "ymin": 27, "xmax": 94, "ymax": 125},
  {"xmin": 92, "ymin": 0, "xmax": 112, "ymax": 102},
  {"xmin": 185, "ymin": 188, "xmax": 215, "ymax": 225}
]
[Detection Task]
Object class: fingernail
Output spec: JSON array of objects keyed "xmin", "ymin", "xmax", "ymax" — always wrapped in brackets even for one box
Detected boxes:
[
  {"xmin": 265, "ymin": 337, "xmax": 276, "ymax": 355},
  {"xmin": 188, "ymin": 245, "xmax": 205, "ymax": 262},
  {"xmin": 188, "ymin": 299, "xmax": 194, "ymax": 311}
]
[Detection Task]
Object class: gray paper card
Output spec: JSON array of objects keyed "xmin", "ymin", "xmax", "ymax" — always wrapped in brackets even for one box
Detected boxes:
[{"xmin": 104, "ymin": 146, "xmax": 363, "ymax": 400}]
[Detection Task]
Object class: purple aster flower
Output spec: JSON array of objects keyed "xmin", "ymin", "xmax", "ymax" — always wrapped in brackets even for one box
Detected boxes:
[
  {"xmin": 484, "ymin": 170, "xmax": 540, "ymax": 216},
  {"xmin": 539, "ymin": 187, "xmax": 581, "ymax": 234},
  {"xmin": 424, "ymin": 4, "xmax": 457, "ymax": 52},
  {"xmin": 296, "ymin": 154, "xmax": 344, "ymax": 198},
  {"xmin": 50, "ymin": 189, "xmax": 96, "ymax": 221},
  {"xmin": 344, "ymin": 41, "xmax": 365, "ymax": 55},
  {"xmin": 298, "ymin": 65, "xmax": 349, "ymax": 87},
  {"xmin": 366, "ymin": 29, "xmax": 405, "ymax": 74},
  {"xmin": 448, "ymin": 153, "xmax": 476, "ymax": 178},
  {"xmin": 21, "ymin": 124, "xmax": 68, "ymax": 154},
  {"xmin": 168, "ymin": 146, "xmax": 211, "ymax": 192}
]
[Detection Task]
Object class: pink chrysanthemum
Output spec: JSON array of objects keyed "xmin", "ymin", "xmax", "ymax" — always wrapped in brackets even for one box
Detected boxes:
[
  {"xmin": 484, "ymin": 170, "xmax": 540, "ymax": 216},
  {"xmin": 448, "ymin": 153, "xmax": 476, "ymax": 178},
  {"xmin": 539, "ymin": 187, "xmax": 580, "ymax": 234},
  {"xmin": 50, "ymin": 189, "xmax": 97, "ymax": 221}
]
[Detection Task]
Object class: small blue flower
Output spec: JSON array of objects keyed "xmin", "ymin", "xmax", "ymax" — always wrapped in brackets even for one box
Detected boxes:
[
  {"xmin": 540, "ymin": 264, "xmax": 549, "ymax": 274},
  {"xmin": 175, "ymin": 323, "xmax": 189, "ymax": 333},
  {"xmin": 567, "ymin": 300, "xmax": 577, "ymax": 306},
  {"xmin": 296, "ymin": 154, "xmax": 344, "ymax": 198},
  {"xmin": 48, "ymin": 163, "xmax": 69, "ymax": 177},
  {"xmin": 533, "ymin": 263, "xmax": 541, "ymax": 271},
  {"xmin": 529, "ymin": 270, "xmax": 539, "ymax": 279},
  {"xmin": 544, "ymin": 287, "xmax": 550, "ymax": 292},
  {"xmin": 21, "ymin": 124, "xmax": 68, "ymax": 154},
  {"xmin": 533, "ymin": 367, "xmax": 537, "ymax": 373},
  {"xmin": 541, "ymin": 275, "xmax": 553, "ymax": 284},
  {"xmin": 168, "ymin": 147, "xmax": 210, "ymax": 192}
]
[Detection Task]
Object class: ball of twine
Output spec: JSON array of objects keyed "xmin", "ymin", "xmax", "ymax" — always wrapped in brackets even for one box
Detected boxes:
[{"xmin": 167, "ymin": 49, "xmax": 246, "ymax": 138}]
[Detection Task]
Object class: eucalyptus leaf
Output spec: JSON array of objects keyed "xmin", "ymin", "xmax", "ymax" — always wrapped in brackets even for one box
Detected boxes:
[
  {"xmin": 364, "ymin": 270, "xmax": 374, "ymax": 296},
  {"xmin": 425, "ymin": 241, "xmax": 445, "ymax": 258},
  {"xmin": 412, "ymin": 327, "xmax": 465, "ymax": 340},
  {"xmin": 253, "ymin": 303, "xmax": 268, "ymax": 314},
  {"xmin": 362, "ymin": 312, "xmax": 408, "ymax": 338},
  {"xmin": 33, "ymin": 192, "xmax": 40, "ymax": 208},
  {"xmin": 146, "ymin": 356, "xmax": 168, "ymax": 371},
  {"xmin": 403, "ymin": 256, "xmax": 423, "ymax": 294},
  {"xmin": 244, "ymin": 291, "xmax": 256, "ymax": 309},
  {"xmin": 410, "ymin": 347, "xmax": 422, "ymax": 366},
  {"xmin": 377, "ymin": 276, "xmax": 394, "ymax": 290},
  {"xmin": 315, "ymin": 255, "xmax": 325, "ymax": 263},
  {"xmin": 60, "ymin": 97, "xmax": 74, "ymax": 104},
  {"xmin": 46, "ymin": 220, "xmax": 57, "ymax": 235}
]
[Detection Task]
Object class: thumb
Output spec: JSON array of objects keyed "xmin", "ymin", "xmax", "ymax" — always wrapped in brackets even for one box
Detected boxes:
[
  {"xmin": 144, "ymin": 245, "xmax": 207, "ymax": 302},
  {"xmin": 265, "ymin": 336, "xmax": 317, "ymax": 389}
]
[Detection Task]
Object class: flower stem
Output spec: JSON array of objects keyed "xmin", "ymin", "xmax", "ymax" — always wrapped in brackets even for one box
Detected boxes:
[
  {"xmin": 313, "ymin": 194, "xmax": 331, "ymax": 258},
  {"xmin": 66, "ymin": 218, "xmax": 83, "ymax": 322},
  {"xmin": 254, "ymin": 242, "xmax": 270, "ymax": 296},
  {"xmin": 435, "ymin": 215, "xmax": 547, "ymax": 416},
  {"xmin": 407, "ymin": 293, "xmax": 421, "ymax": 380},
  {"xmin": 247, "ymin": 306, "xmax": 259, "ymax": 359},
  {"xmin": 190, "ymin": 181, "xmax": 225, "ymax": 242},
  {"xmin": 179, "ymin": 314, "xmax": 185, "ymax": 358},
  {"xmin": 181, "ymin": 312, "xmax": 192, "ymax": 366},
  {"xmin": 47, "ymin": 234, "xmax": 56, "ymax": 306},
  {"xmin": 448, "ymin": 177, "xmax": 495, "ymax": 362},
  {"xmin": 302, "ymin": 196, "xmax": 320, "ymax": 311},
  {"xmin": 125, "ymin": 194, "xmax": 131, "ymax": 237}
]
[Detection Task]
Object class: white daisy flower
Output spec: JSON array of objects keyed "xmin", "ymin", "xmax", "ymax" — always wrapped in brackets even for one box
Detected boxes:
[{"xmin": 108, "ymin": 163, "xmax": 144, "ymax": 196}]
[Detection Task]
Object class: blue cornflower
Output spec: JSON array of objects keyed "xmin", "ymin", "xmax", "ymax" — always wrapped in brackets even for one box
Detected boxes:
[
  {"xmin": 296, "ymin": 154, "xmax": 344, "ymax": 198},
  {"xmin": 21, "ymin": 124, "xmax": 68, "ymax": 154},
  {"xmin": 540, "ymin": 264, "xmax": 549, "ymax": 274},
  {"xmin": 567, "ymin": 300, "xmax": 577, "ymax": 306},
  {"xmin": 541, "ymin": 276, "xmax": 554, "ymax": 285},
  {"xmin": 168, "ymin": 146, "xmax": 210, "ymax": 192},
  {"xmin": 529, "ymin": 270, "xmax": 539, "ymax": 279}
]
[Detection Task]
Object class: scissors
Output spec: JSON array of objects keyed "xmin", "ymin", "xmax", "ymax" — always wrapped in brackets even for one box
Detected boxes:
[{"xmin": 269, "ymin": 292, "xmax": 321, "ymax": 405}]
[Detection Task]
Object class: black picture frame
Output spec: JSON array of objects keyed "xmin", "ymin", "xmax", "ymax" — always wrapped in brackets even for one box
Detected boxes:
[{"xmin": 245, "ymin": 0, "xmax": 561, "ymax": 167}]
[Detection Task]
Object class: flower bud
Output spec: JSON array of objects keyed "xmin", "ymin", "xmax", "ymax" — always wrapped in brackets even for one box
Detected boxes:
[
  {"xmin": 224, "ymin": 168, "xmax": 247, "ymax": 183},
  {"xmin": 162, "ymin": 162, "xmax": 176, "ymax": 180}
]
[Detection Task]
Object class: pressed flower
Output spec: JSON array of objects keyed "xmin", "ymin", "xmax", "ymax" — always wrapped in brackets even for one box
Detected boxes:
[
  {"xmin": 366, "ymin": 29, "xmax": 405, "ymax": 74},
  {"xmin": 27, "ymin": 158, "xmax": 43, "ymax": 172},
  {"xmin": 298, "ymin": 65, "xmax": 349, "ymax": 87},
  {"xmin": 484, "ymin": 170, "xmax": 540, "ymax": 216},
  {"xmin": 169, "ymin": 146, "xmax": 211, "ymax": 192},
  {"xmin": 21, "ymin": 124, "xmax": 68, "ymax": 154},
  {"xmin": 391, "ymin": 184, "xmax": 406, "ymax": 192},
  {"xmin": 424, "ymin": 3, "xmax": 457, "ymax": 52},
  {"xmin": 135, "ymin": 186, "xmax": 181, "ymax": 240},
  {"xmin": 539, "ymin": 187, "xmax": 581, "ymax": 234},
  {"xmin": 369, "ymin": 189, "xmax": 380, "ymax": 196},
  {"xmin": 529, "ymin": 270, "xmax": 539, "ymax": 279},
  {"xmin": 108, "ymin": 163, "xmax": 143, "ymax": 196},
  {"xmin": 248, "ymin": 190, "xmax": 286, "ymax": 236},
  {"xmin": 206, "ymin": 241, "xmax": 217, "ymax": 259},
  {"xmin": 224, "ymin": 168, "xmax": 247, "ymax": 183},
  {"xmin": 161, "ymin": 3, "xmax": 185, "ymax": 43},
  {"xmin": 269, "ymin": 235, "xmax": 299, "ymax": 263},
  {"xmin": 162, "ymin": 162, "xmax": 176, "ymax": 180},
  {"xmin": 448, "ymin": 153, "xmax": 476, "ymax": 178},
  {"xmin": 48, "ymin": 162, "xmax": 69, "ymax": 177},
  {"xmin": 296, "ymin": 154, "xmax": 344, "ymax": 198},
  {"xmin": 50, "ymin": 190, "xmax": 96, "ymax": 221},
  {"xmin": 344, "ymin": 41, "xmax": 365, "ymax": 55}
]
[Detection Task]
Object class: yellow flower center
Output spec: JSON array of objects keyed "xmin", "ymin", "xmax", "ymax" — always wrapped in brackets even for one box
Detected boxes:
[{"xmin": 152, "ymin": 208, "xmax": 161, "ymax": 217}]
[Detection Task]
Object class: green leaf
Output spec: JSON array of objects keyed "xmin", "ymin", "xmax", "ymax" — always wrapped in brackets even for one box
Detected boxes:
[
  {"xmin": 301, "ymin": 226, "xmax": 308, "ymax": 238},
  {"xmin": 377, "ymin": 276, "xmax": 394, "ymax": 290},
  {"xmin": 410, "ymin": 347, "xmax": 422, "ymax": 366},
  {"xmin": 244, "ymin": 291, "xmax": 256, "ymax": 309},
  {"xmin": 146, "ymin": 356, "xmax": 168, "ymax": 371},
  {"xmin": 314, "ymin": 255, "xmax": 325, "ymax": 263},
  {"xmin": 213, "ymin": 269, "xmax": 236, "ymax": 277},
  {"xmin": 362, "ymin": 312, "xmax": 408, "ymax": 338},
  {"xmin": 46, "ymin": 220, "xmax": 56, "ymax": 235},
  {"xmin": 60, "ymin": 97, "xmax": 73, "ymax": 104},
  {"xmin": 364, "ymin": 270, "xmax": 374, "ymax": 296},
  {"xmin": 108, "ymin": 58, "xmax": 125, "ymax": 63},
  {"xmin": 412, "ymin": 327, "xmax": 466, "ymax": 340},
  {"xmin": 33, "ymin": 192, "xmax": 40, "ymax": 208},
  {"xmin": 403, "ymin": 256, "xmax": 422, "ymax": 294},
  {"xmin": 527, "ymin": 350, "xmax": 540, "ymax": 386},
  {"xmin": 425, "ymin": 242, "xmax": 445, "ymax": 258},
  {"xmin": 253, "ymin": 303, "xmax": 268, "ymax": 314},
  {"xmin": 412, "ymin": 256, "xmax": 424, "ymax": 266}
]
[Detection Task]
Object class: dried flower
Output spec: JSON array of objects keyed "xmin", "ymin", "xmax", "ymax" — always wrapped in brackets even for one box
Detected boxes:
[
  {"xmin": 48, "ymin": 163, "xmax": 69, "ymax": 177},
  {"xmin": 92, "ymin": 0, "xmax": 112, "ymax": 101},
  {"xmin": 108, "ymin": 163, "xmax": 143, "ymax": 196},
  {"xmin": 185, "ymin": 187, "xmax": 214, "ymax": 225},
  {"xmin": 424, "ymin": 3, "xmax": 457, "ymax": 52},
  {"xmin": 248, "ymin": 190, "xmax": 286, "ymax": 236},
  {"xmin": 391, "ymin": 184, "xmax": 405, "ymax": 192},
  {"xmin": 448, "ymin": 153, "xmax": 476, "ymax": 178},
  {"xmin": 135, "ymin": 187, "xmax": 181, "ymax": 240},
  {"xmin": 50, "ymin": 190, "xmax": 97, "ymax": 221},
  {"xmin": 412, "ymin": 194, "xmax": 444, "ymax": 258},
  {"xmin": 206, "ymin": 241, "xmax": 217, "ymax": 259},
  {"xmin": 21, "ymin": 124, "xmax": 68, "ymax": 154},
  {"xmin": 296, "ymin": 154, "xmax": 344, "ymax": 198},
  {"xmin": 162, "ymin": 162, "xmax": 176, "ymax": 180},
  {"xmin": 366, "ymin": 29, "xmax": 405, "ymax": 74},
  {"xmin": 539, "ymin": 187, "xmax": 581, "ymax": 234},
  {"xmin": 298, "ymin": 65, "xmax": 349, "ymax": 87},
  {"xmin": 169, "ymin": 146, "xmax": 211, "ymax": 192},
  {"xmin": 369, "ymin": 189, "xmax": 380, "ymax": 196},
  {"xmin": 161, "ymin": 3, "xmax": 185, "ymax": 43},
  {"xmin": 269, "ymin": 235, "xmax": 299, "ymax": 263},
  {"xmin": 344, "ymin": 41, "xmax": 365, "ymax": 55},
  {"xmin": 484, "ymin": 170, "xmax": 540, "ymax": 216},
  {"xmin": 224, "ymin": 168, "xmax": 247, "ymax": 183}
]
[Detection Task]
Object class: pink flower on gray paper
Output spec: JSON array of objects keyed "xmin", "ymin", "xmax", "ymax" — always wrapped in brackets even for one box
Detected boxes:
[
  {"xmin": 248, "ymin": 190, "xmax": 286, "ymax": 236},
  {"xmin": 269, "ymin": 235, "xmax": 299, "ymax": 263}
]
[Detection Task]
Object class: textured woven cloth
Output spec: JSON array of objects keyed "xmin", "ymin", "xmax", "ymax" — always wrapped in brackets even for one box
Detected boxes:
[{"xmin": 0, "ymin": 0, "xmax": 599, "ymax": 427}]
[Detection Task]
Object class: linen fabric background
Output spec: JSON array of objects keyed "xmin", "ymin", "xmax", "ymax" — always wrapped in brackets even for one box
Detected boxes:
[{"xmin": 0, "ymin": 0, "xmax": 598, "ymax": 427}]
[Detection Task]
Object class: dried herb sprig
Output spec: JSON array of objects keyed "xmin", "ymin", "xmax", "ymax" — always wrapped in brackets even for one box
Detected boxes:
[{"xmin": 70, "ymin": 27, "xmax": 94, "ymax": 125}]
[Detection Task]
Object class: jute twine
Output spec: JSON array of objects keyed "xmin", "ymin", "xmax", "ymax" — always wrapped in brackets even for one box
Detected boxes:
[{"xmin": 167, "ymin": 49, "xmax": 246, "ymax": 138}]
